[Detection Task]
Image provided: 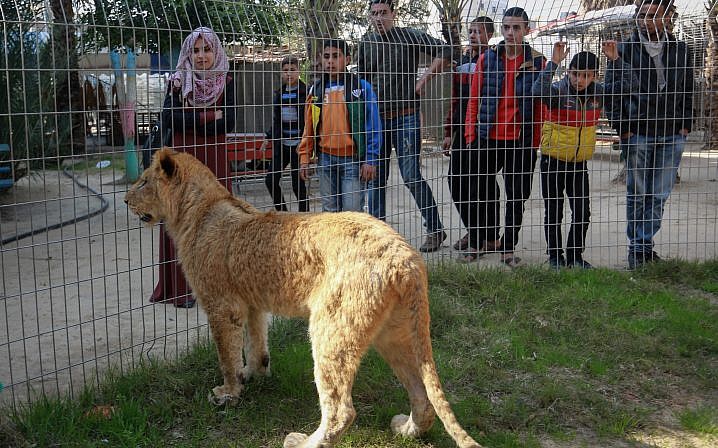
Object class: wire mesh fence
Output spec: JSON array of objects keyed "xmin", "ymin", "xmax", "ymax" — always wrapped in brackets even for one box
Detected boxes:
[{"xmin": 0, "ymin": 0, "xmax": 716, "ymax": 407}]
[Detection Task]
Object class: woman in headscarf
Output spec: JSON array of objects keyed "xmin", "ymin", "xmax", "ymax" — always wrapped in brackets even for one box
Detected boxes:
[{"xmin": 150, "ymin": 27, "xmax": 235, "ymax": 308}]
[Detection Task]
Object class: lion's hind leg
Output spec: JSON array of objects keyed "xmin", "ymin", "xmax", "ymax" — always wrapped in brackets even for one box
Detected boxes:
[
  {"xmin": 373, "ymin": 308, "xmax": 436, "ymax": 438},
  {"xmin": 376, "ymin": 297, "xmax": 482, "ymax": 448},
  {"xmin": 241, "ymin": 308, "xmax": 271, "ymax": 382},
  {"xmin": 284, "ymin": 298, "xmax": 386, "ymax": 448}
]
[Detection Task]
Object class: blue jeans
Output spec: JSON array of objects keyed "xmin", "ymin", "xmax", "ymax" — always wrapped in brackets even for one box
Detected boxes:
[
  {"xmin": 317, "ymin": 151, "xmax": 364, "ymax": 212},
  {"xmin": 368, "ymin": 113, "xmax": 443, "ymax": 233},
  {"xmin": 625, "ymin": 134, "xmax": 686, "ymax": 254}
]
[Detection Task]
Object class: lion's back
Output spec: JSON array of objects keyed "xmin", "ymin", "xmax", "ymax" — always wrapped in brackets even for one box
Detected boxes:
[
  {"xmin": 304, "ymin": 211, "xmax": 421, "ymax": 264},
  {"xmin": 186, "ymin": 207, "xmax": 426, "ymax": 316},
  {"xmin": 298, "ymin": 211, "xmax": 428, "ymax": 299}
]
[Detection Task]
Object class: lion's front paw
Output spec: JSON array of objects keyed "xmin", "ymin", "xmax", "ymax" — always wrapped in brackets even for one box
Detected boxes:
[
  {"xmin": 283, "ymin": 432, "xmax": 308, "ymax": 448},
  {"xmin": 239, "ymin": 365, "xmax": 271, "ymax": 384},
  {"xmin": 391, "ymin": 414, "xmax": 421, "ymax": 438},
  {"xmin": 208, "ymin": 385, "xmax": 241, "ymax": 406}
]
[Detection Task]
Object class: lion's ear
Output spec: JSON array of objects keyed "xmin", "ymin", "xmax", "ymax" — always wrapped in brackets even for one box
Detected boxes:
[{"xmin": 157, "ymin": 149, "xmax": 177, "ymax": 178}]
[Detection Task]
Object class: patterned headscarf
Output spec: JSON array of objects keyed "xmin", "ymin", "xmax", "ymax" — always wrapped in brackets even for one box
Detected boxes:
[{"xmin": 170, "ymin": 27, "xmax": 229, "ymax": 107}]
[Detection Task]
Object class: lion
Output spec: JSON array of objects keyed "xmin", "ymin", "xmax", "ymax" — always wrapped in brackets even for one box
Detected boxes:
[{"xmin": 124, "ymin": 149, "xmax": 482, "ymax": 448}]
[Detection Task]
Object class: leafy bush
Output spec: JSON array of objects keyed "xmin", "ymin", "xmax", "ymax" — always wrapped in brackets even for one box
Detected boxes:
[{"xmin": 0, "ymin": 0, "xmax": 84, "ymax": 178}]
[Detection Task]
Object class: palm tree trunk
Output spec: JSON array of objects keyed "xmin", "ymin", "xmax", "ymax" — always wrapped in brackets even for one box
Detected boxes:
[
  {"xmin": 431, "ymin": 0, "xmax": 464, "ymax": 62},
  {"xmin": 580, "ymin": 0, "xmax": 621, "ymax": 13},
  {"xmin": 706, "ymin": 1, "xmax": 718, "ymax": 149},
  {"xmin": 303, "ymin": 0, "xmax": 340, "ymax": 80}
]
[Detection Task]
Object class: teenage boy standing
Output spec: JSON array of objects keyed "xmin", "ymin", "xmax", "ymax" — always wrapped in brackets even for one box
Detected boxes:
[
  {"xmin": 443, "ymin": 16, "xmax": 495, "ymax": 261},
  {"xmin": 464, "ymin": 7, "xmax": 545, "ymax": 267},
  {"xmin": 298, "ymin": 39, "xmax": 382, "ymax": 212}
]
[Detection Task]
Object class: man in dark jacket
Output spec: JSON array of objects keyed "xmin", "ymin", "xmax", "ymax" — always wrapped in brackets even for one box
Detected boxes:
[
  {"xmin": 356, "ymin": 0, "xmax": 451, "ymax": 252},
  {"xmin": 608, "ymin": 0, "xmax": 694, "ymax": 269}
]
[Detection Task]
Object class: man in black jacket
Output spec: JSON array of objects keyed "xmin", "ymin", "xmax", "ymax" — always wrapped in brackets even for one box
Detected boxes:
[{"xmin": 609, "ymin": 0, "xmax": 694, "ymax": 269}]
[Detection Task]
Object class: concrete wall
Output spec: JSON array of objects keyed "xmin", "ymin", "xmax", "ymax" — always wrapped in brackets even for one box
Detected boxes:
[{"xmin": 231, "ymin": 61, "xmax": 281, "ymax": 135}]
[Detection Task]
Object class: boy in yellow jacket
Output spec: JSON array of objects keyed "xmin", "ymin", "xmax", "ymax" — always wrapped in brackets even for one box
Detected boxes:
[{"xmin": 532, "ymin": 41, "xmax": 634, "ymax": 269}]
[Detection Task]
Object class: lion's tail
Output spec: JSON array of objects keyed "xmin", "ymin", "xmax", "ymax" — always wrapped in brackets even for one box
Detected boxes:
[{"xmin": 405, "ymin": 265, "xmax": 482, "ymax": 448}]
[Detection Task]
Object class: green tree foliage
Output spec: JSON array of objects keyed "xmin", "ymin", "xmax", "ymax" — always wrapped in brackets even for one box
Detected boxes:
[
  {"xmin": 79, "ymin": 0, "xmax": 292, "ymax": 53},
  {"xmin": 341, "ymin": 0, "xmax": 431, "ymax": 36},
  {"xmin": 301, "ymin": 0, "xmax": 431, "ymax": 73}
]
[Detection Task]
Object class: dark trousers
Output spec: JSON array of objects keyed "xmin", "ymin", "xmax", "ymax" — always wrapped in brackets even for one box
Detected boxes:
[
  {"xmin": 448, "ymin": 135, "xmax": 481, "ymax": 249},
  {"xmin": 479, "ymin": 139, "xmax": 537, "ymax": 253},
  {"xmin": 264, "ymin": 143, "xmax": 309, "ymax": 212},
  {"xmin": 540, "ymin": 155, "xmax": 590, "ymax": 260}
]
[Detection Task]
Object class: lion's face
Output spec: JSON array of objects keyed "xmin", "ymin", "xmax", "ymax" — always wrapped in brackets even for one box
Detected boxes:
[{"xmin": 124, "ymin": 148, "xmax": 177, "ymax": 225}]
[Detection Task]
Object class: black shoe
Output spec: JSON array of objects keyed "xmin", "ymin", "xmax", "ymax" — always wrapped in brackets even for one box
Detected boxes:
[
  {"xmin": 628, "ymin": 251, "xmax": 645, "ymax": 270},
  {"xmin": 567, "ymin": 257, "xmax": 593, "ymax": 269},
  {"xmin": 628, "ymin": 250, "xmax": 662, "ymax": 270},
  {"xmin": 548, "ymin": 255, "xmax": 566, "ymax": 270},
  {"xmin": 453, "ymin": 233, "xmax": 470, "ymax": 251}
]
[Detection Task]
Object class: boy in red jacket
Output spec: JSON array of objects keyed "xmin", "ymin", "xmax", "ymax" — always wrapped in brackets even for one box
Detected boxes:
[{"xmin": 464, "ymin": 7, "xmax": 545, "ymax": 267}]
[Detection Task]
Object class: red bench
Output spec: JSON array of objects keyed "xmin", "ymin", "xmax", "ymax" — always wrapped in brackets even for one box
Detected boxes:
[{"xmin": 226, "ymin": 133, "xmax": 273, "ymax": 177}]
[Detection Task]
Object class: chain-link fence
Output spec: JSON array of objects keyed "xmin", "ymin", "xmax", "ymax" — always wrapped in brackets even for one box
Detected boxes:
[{"xmin": 1, "ymin": 0, "xmax": 716, "ymax": 407}]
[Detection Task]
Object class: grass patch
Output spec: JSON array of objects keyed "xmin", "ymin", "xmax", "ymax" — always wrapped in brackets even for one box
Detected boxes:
[
  {"xmin": 2, "ymin": 261, "xmax": 717, "ymax": 447},
  {"xmin": 678, "ymin": 405, "xmax": 718, "ymax": 435}
]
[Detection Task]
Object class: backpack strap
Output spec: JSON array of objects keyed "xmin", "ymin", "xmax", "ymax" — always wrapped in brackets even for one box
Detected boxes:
[{"xmin": 306, "ymin": 80, "xmax": 322, "ymax": 157}]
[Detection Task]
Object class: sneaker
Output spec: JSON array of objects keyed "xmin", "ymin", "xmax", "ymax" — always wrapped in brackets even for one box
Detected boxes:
[
  {"xmin": 548, "ymin": 255, "xmax": 566, "ymax": 270},
  {"xmin": 175, "ymin": 299, "xmax": 196, "ymax": 309},
  {"xmin": 456, "ymin": 249, "xmax": 480, "ymax": 263},
  {"xmin": 420, "ymin": 231, "xmax": 447, "ymax": 253},
  {"xmin": 567, "ymin": 257, "xmax": 593, "ymax": 269},
  {"xmin": 453, "ymin": 233, "xmax": 470, "ymax": 251}
]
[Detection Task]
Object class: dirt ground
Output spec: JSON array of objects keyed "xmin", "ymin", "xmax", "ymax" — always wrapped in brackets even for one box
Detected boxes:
[{"xmin": 1, "ymin": 139, "xmax": 716, "ymax": 445}]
